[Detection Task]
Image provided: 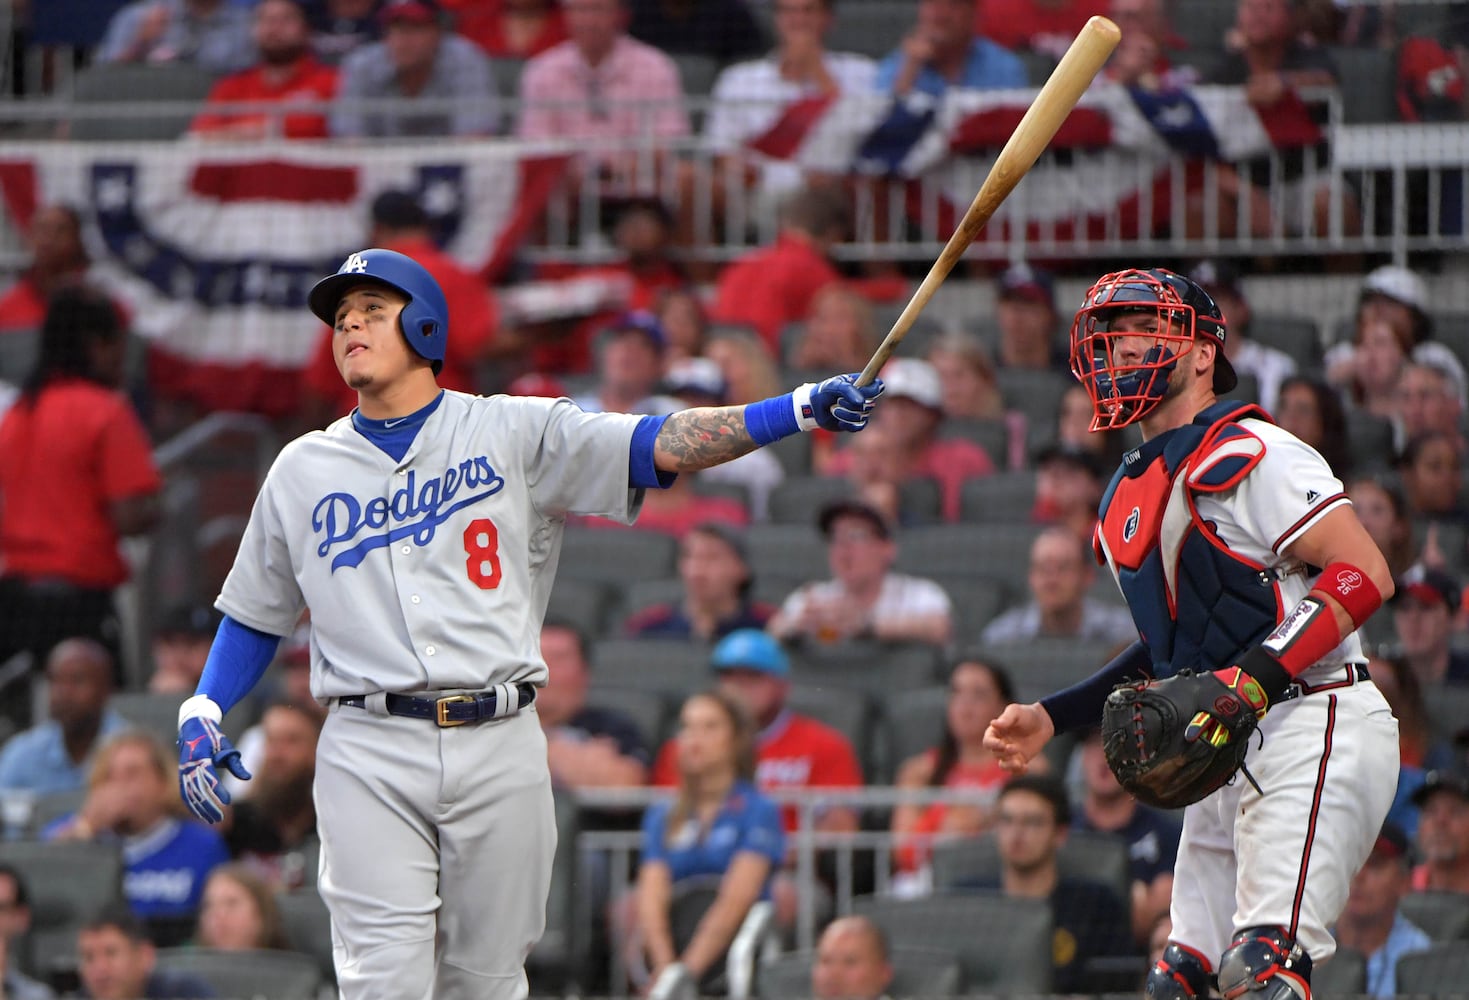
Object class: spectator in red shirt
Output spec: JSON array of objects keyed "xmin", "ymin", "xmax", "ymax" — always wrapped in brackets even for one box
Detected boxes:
[
  {"xmin": 651, "ymin": 629, "xmax": 863, "ymax": 836},
  {"xmin": 0, "ymin": 205, "xmax": 96, "ymax": 333},
  {"xmin": 299, "ymin": 189, "xmax": 500, "ymax": 425},
  {"xmin": 0, "ymin": 286, "xmax": 161, "ymax": 709},
  {"xmin": 450, "ymin": 0, "xmax": 569, "ymax": 59},
  {"xmin": 976, "ymin": 0, "xmax": 1108, "ymax": 62},
  {"xmin": 710, "ymin": 186, "xmax": 847, "ymax": 353},
  {"xmin": 821, "ymin": 359, "xmax": 995, "ymax": 521},
  {"xmin": 191, "ymin": 0, "xmax": 339, "ymax": 140}
]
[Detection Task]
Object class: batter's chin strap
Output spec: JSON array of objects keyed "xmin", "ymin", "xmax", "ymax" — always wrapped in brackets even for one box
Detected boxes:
[{"xmin": 1236, "ymin": 561, "xmax": 1383, "ymax": 704}]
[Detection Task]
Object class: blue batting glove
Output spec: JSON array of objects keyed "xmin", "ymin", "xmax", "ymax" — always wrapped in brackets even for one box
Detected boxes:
[
  {"xmin": 178, "ymin": 713, "xmax": 251, "ymax": 824},
  {"xmin": 808, "ymin": 374, "xmax": 884, "ymax": 433}
]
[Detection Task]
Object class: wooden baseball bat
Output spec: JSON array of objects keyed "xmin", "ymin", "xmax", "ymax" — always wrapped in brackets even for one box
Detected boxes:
[{"xmin": 855, "ymin": 15, "xmax": 1122, "ymax": 387}]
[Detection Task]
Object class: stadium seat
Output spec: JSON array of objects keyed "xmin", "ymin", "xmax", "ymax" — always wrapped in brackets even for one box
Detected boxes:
[
  {"xmin": 894, "ymin": 523, "xmax": 1045, "ymax": 585},
  {"xmin": 757, "ymin": 946, "xmax": 962, "ymax": 998},
  {"xmin": 878, "ymin": 685, "xmax": 947, "ymax": 782},
  {"xmin": 1398, "ymin": 890, "xmax": 1469, "ymax": 941},
  {"xmin": 0, "ymin": 841, "xmax": 124, "ymax": 982},
  {"xmin": 1218, "ymin": 372, "xmax": 1261, "ymax": 407},
  {"xmin": 275, "ymin": 888, "xmax": 335, "ymax": 985},
  {"xmin": 787, "ymin": 683, "xmax": 872, "ymax": 777},
  {"xmin": 766, "ymin": 429, "xmax": 814, "ymax": 477},
  {"xmin": 154, "ymin": 948, "xmax": 322, "ymax": 1000},
  {"xmin": 1394, "ymin": 942, "xmax": 1469, "ymax": 995},
  {"xmin": 69, "ymin": 63, "xmax": 217, "ymax": 141},
  {"xmin": 1250, "ymin": 314, "xmax": 1323, "ymax": 369},
  {"xmin": 589, "ymin": 637, "xmax": 710, "ymax": 701},
  {"xmin": 26, "ymin": 788, "xmax": 86, "ymax": 838},
  {"xmin": 972, "ymin": 637, "xmax": 1116, "ymax": 703},
  {"xmin": 0, "ymin": 329, "xmax": 39, "ymax": 385},
  {"xmin": 1327, "ymin": 48, "xmax": 1397, "ymax": 125},
  {"xmin": 789, "ymin": 641, "xmax": 941, "ymax": 696},
  {"xmin": 1425, "ymin": 683, "xmax": 1469, "ymax": 745},
  {"xmin": 997, "ymin": 369, "xmax": 1072, "ymax": 431},
  {"xmin": 489, "ymin": 57, "xmax": 525, "ymax": 99},
  {"xmin": 546, "ymin": 577, "xmax": 613, "ymax": 638},
  {"xmin": 937, "ymin": 576, "xmax": 1011, "ymax": 647},
  {"xmin": 1344, "ymin": 410, "xmax": 1395, "ymax": 474},
  {"xmin": 585, "ymin": 683, "xmax": 670, "ymax": 750},
  {"xmin": 852, "ymin": 891, "xmax": 1053, "ymax": 992},
  {"xmin": 1173, "ymin": 0, "xmax": 1242, "ymax": 55},
  {"xmin": 958, "ymin": 471, "xmax": 1037, "ymax": 523},
  {"xmin": 1431, "ymin": 311, "xmax": 1469, "ymax": 374},
  {"xmin": 617, "ymin": 578, "xmax": 687, "ymax": 632},
  {"xmin": 939, "ymin": 418, "xmax": 1011, "ymax": 470},
  {"xmin": 746, "ymin": 523, "xmax": 828, "ymax": 581},
  {"xmin": 559, "ymin": 528, "xmax": 678, "ymax": 584},
  {"xmin": 767, "ymin": 477, "xmax": 860, "ymax": 524},
  {"xmin": 528, "ymin": 791, "xmax": 582, "ymax": 989},
  {"xmin": 673, "ymin": 53, "xmax": 722, "ymax": 98},
  {"xmin": 930, "ymin": 830, "xmax": 1133, "ymax": 919},
  {"xmin": 826, "ymin": 1, "xmax": 914, "ymax": 60},
  {"xmin": 751, "ymin": 574, "xmax": 802, "ymax": 609}
]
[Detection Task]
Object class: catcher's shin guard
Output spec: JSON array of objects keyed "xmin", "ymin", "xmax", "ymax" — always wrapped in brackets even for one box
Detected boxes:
[
  {"xmin": 1146, "ymin": 943, "xmax": 1214, "ymax": 999},
  {"xmin": 1218, "ymin": 926, "xmax": 1312, "ymax": 1000}
]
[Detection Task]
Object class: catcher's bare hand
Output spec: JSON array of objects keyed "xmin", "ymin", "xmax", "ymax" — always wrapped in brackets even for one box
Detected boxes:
[{"xmin": 983, "ymin": 702, "xmax": 1055, "ymax": 772}]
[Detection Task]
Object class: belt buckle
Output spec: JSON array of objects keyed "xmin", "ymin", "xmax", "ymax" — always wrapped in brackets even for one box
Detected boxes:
[{"xmin": 435, "ymin": 694, "xmax": 474, "ymax": 728}]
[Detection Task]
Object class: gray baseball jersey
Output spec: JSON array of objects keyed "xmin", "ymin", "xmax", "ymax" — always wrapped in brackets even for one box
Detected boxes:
[{"xmin": 216, "ymin": 390, "xmax": 644, "ymax": 697}]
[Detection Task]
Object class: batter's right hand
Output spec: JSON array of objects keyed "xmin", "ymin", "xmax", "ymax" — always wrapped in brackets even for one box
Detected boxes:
[
  {"xmin": 807, "ymin": 374, "xmax": 884, "ymax": 433},
  {"xmin": 178, "ymin": 715, "xmax": 251, "ymax": 824},
  {"xmin": 983, "ymin": 703, "xmax": 1055, "ymax": 773}
]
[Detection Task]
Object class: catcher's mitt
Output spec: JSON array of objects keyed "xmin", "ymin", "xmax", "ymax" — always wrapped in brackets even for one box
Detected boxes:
[{"xmin": 1101, "ymin": 669, "xmax": 1265, "ymax": 810}]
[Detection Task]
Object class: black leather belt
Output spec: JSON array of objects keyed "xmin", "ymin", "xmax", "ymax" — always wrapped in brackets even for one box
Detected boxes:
[
  {"xmin": 339, "ymin": 682, "xmax": 537, "ymax": 727},
  {"xmin": 1277, "ymin": 663, "xmax": 1369, "ymax": 704}
]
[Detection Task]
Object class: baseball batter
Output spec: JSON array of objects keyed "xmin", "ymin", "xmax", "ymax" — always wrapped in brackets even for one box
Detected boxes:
[
  {"xmin": 985, "ymin": 268, "xmax": 1399, "ymax": 1000},
  {"xmin": 174, "ymin": 248, "xmax": 884, "ymax": 1000}
]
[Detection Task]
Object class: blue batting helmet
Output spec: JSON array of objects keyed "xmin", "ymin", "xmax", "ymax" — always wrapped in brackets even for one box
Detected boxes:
[{"xmin": 308, "ymin": 248, "xmax": 448, "ymax": 373}]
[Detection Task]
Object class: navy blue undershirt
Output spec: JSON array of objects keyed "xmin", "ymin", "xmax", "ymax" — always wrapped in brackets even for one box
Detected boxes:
[{"xmin": 351, "ymin": 390, "xmax": 447, "ymax": 462}]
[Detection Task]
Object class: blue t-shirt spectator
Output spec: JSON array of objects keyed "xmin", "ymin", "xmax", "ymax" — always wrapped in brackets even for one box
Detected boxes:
[
  {"xmin": 1076, "ymin": 806, "xmax": 1181, "ymax": 886},
  {"xmin": 876, "ymin": 39, "xmax": 1028, "ymax": 100},
  {"xmin": 0, "ymin": 709, "xmax": 131, "ymax": 795},
  {"xmin": 640, "ymin": 780, "xmax": 784, "ymax": 899}
]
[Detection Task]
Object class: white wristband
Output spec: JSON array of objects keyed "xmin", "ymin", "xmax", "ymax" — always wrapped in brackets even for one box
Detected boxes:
[
  {"xmin": 791, "ymin": 383, "xmax": 820, "ymax": 432},
  {"xmin": 178, "ymin": 695, "xmax": 223, "ymax": 729}
]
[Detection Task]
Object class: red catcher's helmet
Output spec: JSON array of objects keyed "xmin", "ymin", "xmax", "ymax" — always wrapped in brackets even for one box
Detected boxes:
[{"xmin": 1069, "ymin": 267, "xmax": 1235, "ymax": 431}]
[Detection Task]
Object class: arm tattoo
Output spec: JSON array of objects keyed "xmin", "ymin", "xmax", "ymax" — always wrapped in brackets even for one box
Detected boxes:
[{"xmin": 654, "ymin": 405, "xmax": 761, "ymax": 472}]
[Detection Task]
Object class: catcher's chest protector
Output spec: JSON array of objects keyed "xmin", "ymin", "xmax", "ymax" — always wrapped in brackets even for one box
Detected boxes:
[{"xmin": 1095, "ymin": 401, "xmax": 1283, "ymax": 678}]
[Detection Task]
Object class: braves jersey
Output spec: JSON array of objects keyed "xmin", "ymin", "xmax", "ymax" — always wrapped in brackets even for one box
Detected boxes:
[
  {"xmin": 217, "ymin": 391, "xmax": 644, "ymax": 697},
  {"xmin": 1096, "ymin": 401, "xmax": 1363, "ymax": 681}
]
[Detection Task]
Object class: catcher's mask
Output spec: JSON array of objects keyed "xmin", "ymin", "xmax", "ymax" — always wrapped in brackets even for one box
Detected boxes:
[{"xmin": 1070, "ymin": 268, "xmax": 1236, "ymax": 431}]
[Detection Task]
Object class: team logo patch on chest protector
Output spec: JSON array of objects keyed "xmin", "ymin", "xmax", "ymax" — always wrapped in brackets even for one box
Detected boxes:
[{"xmin": 312, "ymin": 456, "xmax": 506, "ymax": 571}]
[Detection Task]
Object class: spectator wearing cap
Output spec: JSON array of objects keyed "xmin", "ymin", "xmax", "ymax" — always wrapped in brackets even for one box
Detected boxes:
[
  {"xmin": 450, "ymin": 0, "xmax": 569, "ymax": 59},
  {"xmin": 709, "ymin": 186, "xmax": 846, "ymax": 353},
  {"xmin": 877, "ymin": 0, "xmax": 1028, "ymax": 102},
  {"xmin": 190, "ymin": 0, "xmax": 339, "ymax": 140},
  {"xmin": 1391, "ymin": 568, "xmax": 1469, "ymax": 687},
  {"xmin": 537, "ymin": 621, "xmax": 650, "ymax": 786},
  {"xmin": 662, "ymin": 356, "xmax": 786, "ymax": 521},
  {"xmin": 1410, "ymin": 768, "xmax": 1469, "ymax": 893},
  {"xmin": 1327, "ymin": 266, "xmax": 1469, "ymax": 431},
  {"xmin": 1334, "ymin": 822, "xmax": 1433, "ymax": 998},
  {"xmin": 331, "ymin": 0, "xmax": 501, "ymax": 138},
  {"xmin": 575, "ymin": 312, "xmax": 680, "ymax": 415},
  {"xmin": 300, "ymin": 189, "xmax": 501, "ymax": 425},
  {"xmin": 769, "ymin": 499, "xmax": 953, "ymax": 646},
  {"xmin": 650, "ymin": 630, "xmax": 864, "ymax": 838},
  {"xmin": 147, "ymin": 603, "xmax": 220, "ymax": 695},
  {"xmin": 1031, "ymin": 444, "xmax": 1106, "ymax": 547},
  {"xmin": 97, "ymin": 0, "xmax": 255, "ymax": 75},
  {"xmin": 993, "ymin": 263, "xmax": 1068, "ymax": 374},
  {"xmin": 626, "ymin": 522, "xmax": 776, "ymax": 640},
  {"xmin": 310, "ymin": 0, "xmax": 381, "ymax": 66},
  {"xmin": 981, "ymin": 526, "xmax": 1137, "ymax": 646},
  {"xmin": 822, "ymin": 359, "xmax": 996, "ymax": 522},
  {"xmin": 1189, "ymin": 260, "xmax": 1296, "ymax": 413},
  {"xmin": 517, "ymin": 0, "xmax": 689, "ymax": 175}
]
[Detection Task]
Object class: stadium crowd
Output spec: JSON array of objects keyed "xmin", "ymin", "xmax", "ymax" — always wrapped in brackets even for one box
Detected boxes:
[{"xmin": 3, "ymin": 0, "xmax": 1469, "ymax": 997}]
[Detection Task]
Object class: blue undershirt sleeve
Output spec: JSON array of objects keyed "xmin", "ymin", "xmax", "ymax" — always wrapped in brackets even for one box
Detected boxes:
[
  {"xmin": 1039, "ymin": 639, "xmax": 1153, "ymax": 734},
  {"xmin": 196, "ymin": 615, "xmax": 282, "ymax": 716},
  {"xmin": 629, "ymin": 414, "xmax": 677, "ymax": 489}
]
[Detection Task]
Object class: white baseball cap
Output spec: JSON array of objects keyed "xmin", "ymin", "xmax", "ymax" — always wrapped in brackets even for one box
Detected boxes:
[
  {"xmin": 1362, "ymin": 265, "xmax": 1429, "ymax": 314},
  {"xmin": 879, "ymin": 358, "xmax": 943, "ymax": 409}
]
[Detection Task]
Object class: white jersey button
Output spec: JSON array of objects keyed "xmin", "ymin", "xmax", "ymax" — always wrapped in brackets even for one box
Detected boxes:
[
  {"xmin": 425, "ymin": 644, "xmax": 437, "ymax": 656},
  {"xmin": 411, "ymin": 595, "xmax": 421, "ymax": 604},
  {"xmin": 398, "ymin": 469, "xmax": 408, "ymax": 477},
  {"xmin": 400, "ymin": 545, "xmax": 411, "ymax": 555}
]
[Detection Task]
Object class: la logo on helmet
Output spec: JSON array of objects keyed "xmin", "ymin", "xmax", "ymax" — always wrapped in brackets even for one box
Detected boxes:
[{"xmin": 342, "ymin": 253, "xmax": 370, "ymax": 274}]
